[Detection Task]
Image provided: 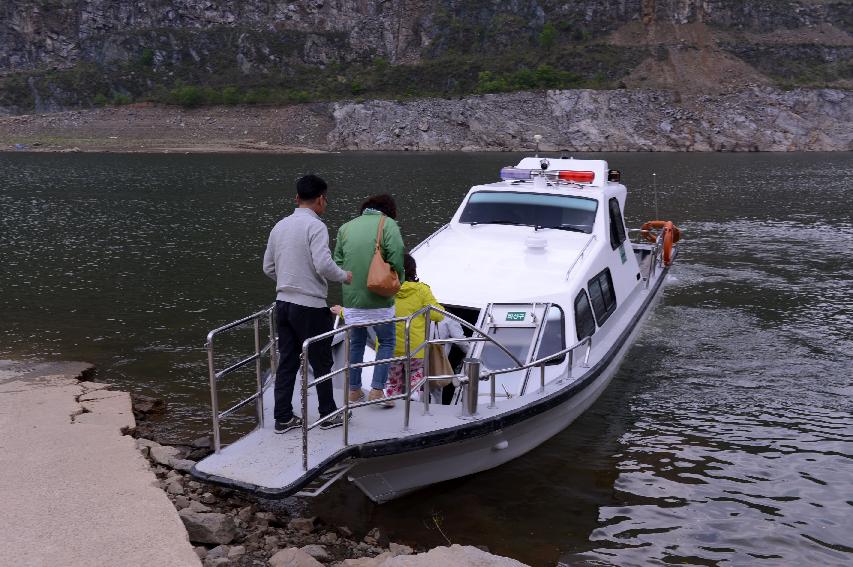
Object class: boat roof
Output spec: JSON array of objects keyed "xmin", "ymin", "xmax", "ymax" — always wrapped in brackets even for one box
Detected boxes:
[{"xmin": 413, "ymin": 157, "xmax": 621, "ymax": 308}]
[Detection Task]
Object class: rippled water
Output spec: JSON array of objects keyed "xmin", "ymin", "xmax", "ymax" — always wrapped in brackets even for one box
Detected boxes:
[{"xmin": 1, "ymin": 151, "xmax": 851, "ymax": 566}]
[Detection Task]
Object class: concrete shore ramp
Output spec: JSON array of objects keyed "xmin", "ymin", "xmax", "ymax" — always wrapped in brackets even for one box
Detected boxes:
[{"xmin": 0, "ymin": 360, "xmax": 200, "ymax": 566}]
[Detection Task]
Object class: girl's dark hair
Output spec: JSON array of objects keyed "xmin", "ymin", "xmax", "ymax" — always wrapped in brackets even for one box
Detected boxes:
[
  {"xmin": 360, "ymin": 194, "xmax": 397, "ymax": 219},
  {"xmin": 403, "ymin": 253, "xmax": 417, "ymax": 282}
]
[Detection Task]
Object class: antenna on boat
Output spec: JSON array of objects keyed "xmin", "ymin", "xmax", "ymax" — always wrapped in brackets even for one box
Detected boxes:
[
  {"xmin": 533, "ymin": 134, "xmax": 542, "ymax": 157},
  {"xmin": 653, "ymin": 172, "xmax": 659, "ymax": 219}
]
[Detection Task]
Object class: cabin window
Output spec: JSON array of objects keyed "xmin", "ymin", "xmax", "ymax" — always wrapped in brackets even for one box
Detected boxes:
[
  {"xmin": 574, "ymin": 290, "xmax": 596, "ymax": 340},
  {"xmin": 608, "ymin": 197, "xmax": 627, "ymax": 250},
  {"xmin": 459, "ymin": 191, "xmax": 598, "ymax": 234},
  {"xmin": 588, "ymin": 268, "xmax": 617, "ymax": 325},
  {"xmin": 537, "ymin": 306, "xmax": 566, "ymax": 365},
  {"xmin": 479, "ymin": 327, "xmax": 537, "ymax": 371}
]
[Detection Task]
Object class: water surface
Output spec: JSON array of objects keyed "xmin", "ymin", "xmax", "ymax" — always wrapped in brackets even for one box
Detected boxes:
[{"xmin": 1, "ymin": 151, "xmax": 851, "ymax": 566}]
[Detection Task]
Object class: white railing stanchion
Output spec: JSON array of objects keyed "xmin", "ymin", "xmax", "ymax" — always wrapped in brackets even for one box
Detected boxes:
[
  {"xmin": 301, "ymin": 347, "xmax": 309, "ymax": 471},
  {"xmin": 253, "ymin": 318, "xmax": 264, "ymax": 426},
  {"xmin": 207, "ymin": 336, "xmax": 221, "ymax": 453},
  {"xmin": 343, "ymin": 329, "xmax": 351, "ymax": 445}
]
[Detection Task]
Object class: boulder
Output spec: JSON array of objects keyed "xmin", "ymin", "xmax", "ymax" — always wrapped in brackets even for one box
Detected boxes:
[
  {"xmin": 149, "ymin": 444, "xmax": 180, "ymax": 467},
  {"xmin": 288, "ymin": 517, "xmax": 315, "ymax": 533},
  {"xmin": 178, "ymin": 510, "xmax": 237, "ymax": 545},
  {"xmin": 300, "ymin": 544, "xmax": 330, "ymax": 561},
  {"xmin": 268, "ymin": 548, "xmax": 324, "ymax": 567},
  {"xmin": 131, "ymin": 393, "xmax": 165, "ymax": 416},
  {"xmin": 389, "ymin": 542, "xmax": 413, "ymax": 556},
  {"xmin": 227, "ymin": 545, "xmax": 246, "ymax": 558},
  {"xmin": 171, "ymin": 458, "xmax": 196, "ymax": 472},
  {"xmin": 206, "ymin": 545, "xmax": 229, "ymax": 560}
]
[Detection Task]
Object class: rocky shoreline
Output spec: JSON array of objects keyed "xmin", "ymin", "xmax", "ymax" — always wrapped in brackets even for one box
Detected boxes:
[
  {"xmin": 1, "ymin": 87, "xmax": 850, "ymax": 154},
  {"xmin": 136, "ymin": 432, "xmax": 525, "ymax": 567},
  {"xmin": 131, "ymin": 391, "xmax": 529, "ymax": 567}
]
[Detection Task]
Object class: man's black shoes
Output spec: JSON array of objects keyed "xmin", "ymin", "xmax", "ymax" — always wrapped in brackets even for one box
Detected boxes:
[{"xmin": 274, "ymin": 416, "xmax": 303, "ymax": 434}]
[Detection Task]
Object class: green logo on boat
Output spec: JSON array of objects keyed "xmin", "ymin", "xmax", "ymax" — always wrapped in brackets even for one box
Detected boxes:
[{"xmin": 506, "ymin": 312, "xmax": 526, "ymax": 321}]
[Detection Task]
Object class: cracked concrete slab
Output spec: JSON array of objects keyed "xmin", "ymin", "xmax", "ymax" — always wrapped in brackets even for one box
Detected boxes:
[{"xmin": 0, "ymin": 360, "xmax": 200, "ymax": 567}]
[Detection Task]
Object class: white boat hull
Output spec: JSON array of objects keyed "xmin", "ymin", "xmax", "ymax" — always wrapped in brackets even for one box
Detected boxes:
[{"xmin": 348, "ymin": 284, "xmax": 659, "ymax": 502}]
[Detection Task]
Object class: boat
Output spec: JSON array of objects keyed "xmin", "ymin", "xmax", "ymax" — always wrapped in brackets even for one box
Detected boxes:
[{"xmin": 191, "ymin": 155, "xmax": 681, "ymax": 503}]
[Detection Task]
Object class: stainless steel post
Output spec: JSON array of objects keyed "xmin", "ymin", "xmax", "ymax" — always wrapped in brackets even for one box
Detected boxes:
[
  {"xmin": 404, "ymin": 316, "xmax": 412, "ymax": 429},
  {"xmin": 566, "ymin": 349, "xmax": 573, "ymax": 382},
  {"xmin": 462, "ymin": 358, "xmax": 480, "ymax": 417},
  {"xmin": 540, "ymin": 364, "xmax": 545, "ymax": 393},
  {"xmin": 343, "ymin": 330, "xmax": 351, "ymax": 445},
  {"xmin": 253, "ymin": 318, "xmax": 264, "ymax": 427},
  {"xmin": 301, "ymin": 347, "xmax": 309, "ymax": 471},
  {"xmin": 421, "ymin": 313, "xmax": 431, "ymax": 415},
  {"xmin": 488, "ymin": 373, "xmax": 496, "ymax": 409},
  {"xmin": 207, "ymin": 338, "xmax": 221, "ymax": 453}
]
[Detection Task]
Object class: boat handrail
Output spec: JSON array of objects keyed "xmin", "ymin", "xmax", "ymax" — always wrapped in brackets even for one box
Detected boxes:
[
  {"xmin": 205, "ymin": 303, "xmax": 277, "ymax": 453},
  {"xmin": 204, "ymin": 302, "xmax": 590, "ymax": 468},
  {"xmin": 409, "ymin": 223, "xmax": 449, "ymax": 253},
  {"xmin": 565, "ymin": 234, "xmax": 597, "ymax": 280}
]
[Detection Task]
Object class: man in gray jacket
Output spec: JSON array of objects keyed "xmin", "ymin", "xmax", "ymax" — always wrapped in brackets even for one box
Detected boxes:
[{"xmin": 263, "ymin": 175, "xmax": 353, "ymax": 433}]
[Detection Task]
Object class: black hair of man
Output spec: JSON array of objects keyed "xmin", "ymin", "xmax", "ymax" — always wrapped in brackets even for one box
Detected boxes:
[
  {"xmin": 360, "ymin": 194, "xmax": 397, "ymax": 219},
  {"xmin": 296, "ymin": 174, "xmax": 328, "ymax": 201},
  {"xmin": 403, "ymin": 253, "xmax": 418, "ymax": 282}
]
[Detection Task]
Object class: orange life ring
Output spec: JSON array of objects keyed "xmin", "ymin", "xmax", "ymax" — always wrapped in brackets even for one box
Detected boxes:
[{"xmin": 640, "ymin": 220, "xmax": 681, "ymax": 266}]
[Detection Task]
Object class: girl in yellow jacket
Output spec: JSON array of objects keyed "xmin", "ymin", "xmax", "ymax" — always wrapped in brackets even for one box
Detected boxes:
[{"xmin": 385, "ymin": 254, "xmax": 445, "ymax": 398}]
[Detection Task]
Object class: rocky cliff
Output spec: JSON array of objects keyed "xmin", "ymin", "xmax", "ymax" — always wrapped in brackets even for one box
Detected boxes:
[
  {"xmin": 0, "ymin": 1, "xmax": 850, "ymax": 150},
  {"xmin": 329, "ymin": 88, "xmax": 851, "ymax": 152},
  {"xmin": 1, "ymin": 0, "xmax": 851, "ymax": 111}
]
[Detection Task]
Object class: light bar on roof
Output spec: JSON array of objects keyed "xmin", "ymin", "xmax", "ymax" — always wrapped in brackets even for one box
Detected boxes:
[
  {"xmin": 557, "ymin": 170, "xmax": 595, "ymax": 183},
  {"xmin": 499, "ymin": 167, "xmax": 534, "ymax": 180}
]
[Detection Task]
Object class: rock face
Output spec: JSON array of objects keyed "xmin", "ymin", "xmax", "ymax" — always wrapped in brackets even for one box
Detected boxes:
[
  {"xmin": 0, "ymin": 1, "xmax": 849, "ymax": 114},
  {"xmin": 328, "ymin": 87, "xmax": 852, "ymax": 152}
]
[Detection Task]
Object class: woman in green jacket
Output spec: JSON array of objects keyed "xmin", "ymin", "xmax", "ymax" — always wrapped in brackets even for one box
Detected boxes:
[
  {"xmin": 385, "ymin": 254, "xmax": 445, "ymax": 400},
  {"xmin": 333, "ymin": 194, "xmax": 405, "ymax": 405}
]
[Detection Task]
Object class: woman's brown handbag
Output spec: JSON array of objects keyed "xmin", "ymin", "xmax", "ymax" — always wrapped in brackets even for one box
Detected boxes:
[
  {"xmin": 366, "ymin": 215, "xmax": 401, "ymax": 297},
  {"xmin": 428, "ymin": 344, "xmax": 454, "ymax": 388}
]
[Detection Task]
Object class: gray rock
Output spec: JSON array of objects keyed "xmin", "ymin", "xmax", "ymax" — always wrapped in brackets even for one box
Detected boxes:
[
  {"xmin": 237, "ymin": 505, "xmax": 255, "ymax": 522},
  {"xmin": 300, "ymin": 544, "xmax": 330, "ymax": 561},
  {"xmin": 149, "ymin": 444, "xmax": 180, "ymax": 466},
  {"xmin": 206, "ymin": 545, "xmax": 230, "ymax": 560},
  {"xmin": 179, "ymin": 509, "xmax": 238, "ymax": 545},
  {"xmin": 268, "ymin": 548, "xmax": 323, "ymax": 567},
  {"xmin": 200, "ymin": 492, "xmax": 217, "ymax": 504},
  {"xmin": 204, "ymin": 558, "xmax": 229, "ymax": 567},
  {"xmin": 227, "ymin": 545, "xmax": 246, "ymax": 558},
  {"xmin": 289, "ymin": 517, "xmax": 315, "ymax": 533},
  {"xmin": 174, "ymin": 496, "xmax": 190, "ymax": 509},
  {"xmin": 166, "ymin": 480, "xmax": 184, "ymax": 495},
  {"xmin": 189, "ymin": 500, "xmax": 212, "ymax": 513},
  {"xmin": 389, "ymin": 542, "xmax": 413, "ymax": 556},
  {"xmin": 171, "ymin": 458, "xmax": 196, "ymax": 472},
  {"xmin": 194, "ymin": 546, "xmax": 207, "ymax": 560}
]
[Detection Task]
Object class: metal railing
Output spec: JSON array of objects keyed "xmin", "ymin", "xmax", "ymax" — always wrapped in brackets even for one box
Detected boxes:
[
  {"xmin": 297, "ymin": 305, "xmax": 595, "ymax": 470},
  {"xmin": 203, "ymin": 302, "xmax": 597, "ymax": 466},
  {"xmin": 205, "ymin": 304, "xmax": 277, "ymax": 453},
  {"xmin": 628, "ymin": 228, "xmax": 664, "ymax": 288}
]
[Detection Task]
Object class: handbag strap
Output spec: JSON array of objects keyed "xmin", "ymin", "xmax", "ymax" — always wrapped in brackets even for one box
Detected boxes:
[{"xmin": 374, "ymin": 214, "xmax": 386, "ymax": 252}]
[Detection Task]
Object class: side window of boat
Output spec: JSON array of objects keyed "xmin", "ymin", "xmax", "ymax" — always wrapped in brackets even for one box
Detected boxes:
[
  {"xmin": 608, "ymin": 197, "xmax": 627, "ymax": 250},
  {"xmin": 588, "ymin": 268, "xmax": 617, "ymax": 325},
  {"xmin": 574, "ymin": 290, "xmax": 597, "ymax": 341},
  {"xmin": 538, "ymin": 305, "xmax": 566, "ymax": 365}
]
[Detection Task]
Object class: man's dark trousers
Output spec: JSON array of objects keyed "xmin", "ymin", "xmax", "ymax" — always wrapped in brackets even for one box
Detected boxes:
[{"xmin": 274, "ymin": 300, "xmax": 337, "ymax": 422}]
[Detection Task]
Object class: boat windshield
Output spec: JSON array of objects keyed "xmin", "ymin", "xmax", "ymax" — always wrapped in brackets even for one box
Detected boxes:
[{"xmin": 459, "ymin": 191, "xmax": 598, "ymax": 233}]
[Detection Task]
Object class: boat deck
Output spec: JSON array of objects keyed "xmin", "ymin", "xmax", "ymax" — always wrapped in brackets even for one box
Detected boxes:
[{"xmin": 193, "ymin": 360, "xmax": 573, "ymax": 494}]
